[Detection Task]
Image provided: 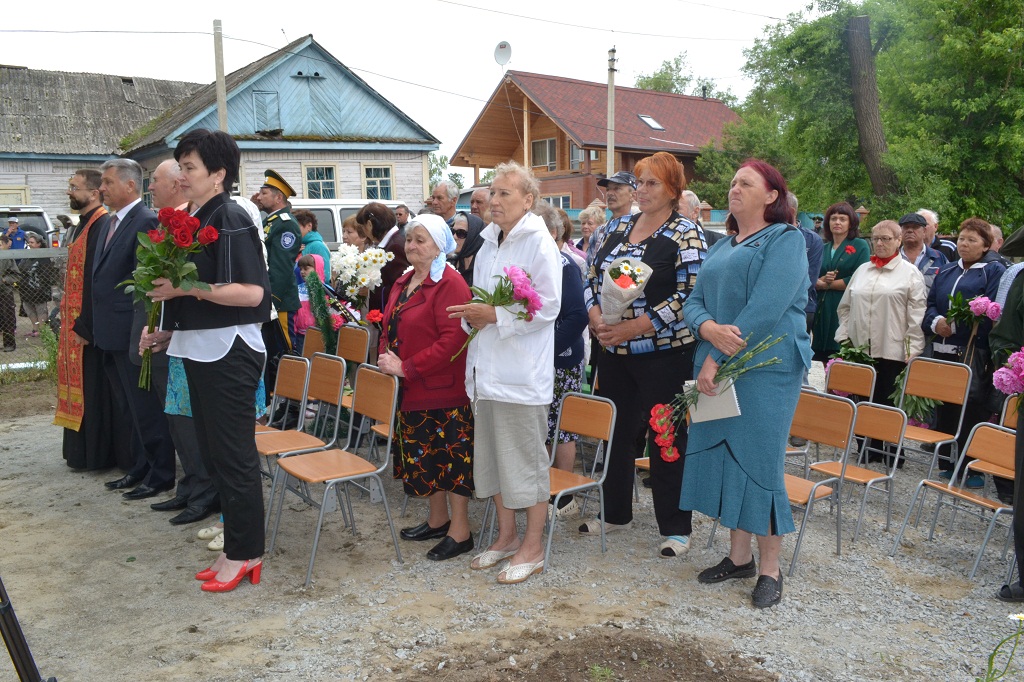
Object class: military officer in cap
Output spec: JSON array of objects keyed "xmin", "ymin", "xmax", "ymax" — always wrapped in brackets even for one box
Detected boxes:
[{"xmin": 259, "ymin": 169, "xmax": 302, "ymax": 349}]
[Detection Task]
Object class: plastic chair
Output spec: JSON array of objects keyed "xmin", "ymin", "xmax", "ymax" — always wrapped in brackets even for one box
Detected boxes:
[
  {"xmin": 891, "ymin": 422, "xmax": 1016, "ymax": 579},
  {"xmin": 302, "ymin": 326, "xmax": 325, "ymax": 360},
  {"xmin": 897, "ymin": 357, "xmax": 971, "ymax": 479},
  {"xmin": 255, "ymin": 355, "xmax": 309, "ymax": 436},
  {"xmin": 810, "ymin": 402, "xmax": 906, "ymax": 543},
  {"xmin": 267, "ymin": 364, "xmax": 403, "ymax": 587}
]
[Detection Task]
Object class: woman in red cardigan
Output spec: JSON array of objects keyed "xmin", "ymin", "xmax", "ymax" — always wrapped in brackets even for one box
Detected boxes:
[{"xmin": 377, "ymin": 214, "xmax": 475, "ymax": 561}]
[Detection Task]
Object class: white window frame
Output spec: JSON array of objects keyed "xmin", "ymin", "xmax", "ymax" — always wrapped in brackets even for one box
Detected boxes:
[
  {"xmin": 569, "ymin": 143, "xmax": 600, "ymax": 170},
  {"xmin": 302, "ymin": 163, "xmax": 338, "ymax": 200},
  {"xmin": 362, "ymin": 163, "xmax": 395, "ymax": 200},
  {"xmin": 0, "ymin": 185, "xmax": 29, "ymax": 205},
  {"xmin": 531, "ymin": 138, "xmax": 557, "ymax": 171},
  {"xmin": 638, "ymin": 114, "xmax": 665, "ymax": 130},
  {"xmin": 542, "ymin": 194, "xmax": 572, "ymax": 210}
]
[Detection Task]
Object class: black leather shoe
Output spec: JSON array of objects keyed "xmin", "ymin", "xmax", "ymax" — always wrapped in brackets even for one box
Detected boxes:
[
  {"xmin": 426, "ymin": 535, "xmax": 474, "ymax": 561},
  {"xmin": 697, "ymin": 556, "xmax": 757, "ymax": 584},
  {"xmin": 122, "ymin": 482, "xmax": 174, "ymax": 500},
  {"xmin": 105, "ymin": 473, "xmax": 142, "ymax": 490},
  {"xmin": 150, "ymin": 495, "xmax": 188, "ymax": 511},
  {"xmin": 400, "ymin": 520, "xmax": 451, "ymax": 541},
  {"xmin": 751, "ymin": 572, "xmax": 783, "ymax": 609},
  {"xmin": 169, "ymin": 503, "xmax": 220, "ymax": 526}
]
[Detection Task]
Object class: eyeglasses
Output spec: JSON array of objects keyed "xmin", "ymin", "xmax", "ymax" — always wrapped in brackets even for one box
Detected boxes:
[
  {"xmin": 67, "ymin": 184, "xmax": 87, "ymax": 192},
  {"xmin": 452, "ymin": 229, "xmax": 468, "ymax": 239},
  {"xmin": 870, "ymin": 236, "xmax": 896, "ymax": 243}
]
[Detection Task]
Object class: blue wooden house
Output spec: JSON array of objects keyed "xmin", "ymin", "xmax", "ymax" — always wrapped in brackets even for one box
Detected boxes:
[{"xmin": 125, "ymin": 34, "xmax": 439, "ymax": 204}]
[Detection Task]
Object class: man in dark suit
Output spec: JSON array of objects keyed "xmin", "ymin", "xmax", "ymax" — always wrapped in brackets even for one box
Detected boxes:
[{"xmin": 94, "ymin": 159, "xmax": 175, "ymax": 499}]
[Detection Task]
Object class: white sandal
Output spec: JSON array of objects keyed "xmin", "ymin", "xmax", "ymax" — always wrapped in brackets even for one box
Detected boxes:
[
  {"xmin": 496, "ymin": 559, "xmax": 544, "ymax": 584},
  {"xmin": 470, "ymin": 548, "xmax": 517, "ymax": 570},
  {"xmin": 197, "ymin": 523, "xmax": 223, "ymax": 540},
  {"xmin": 207, "ymin": 531, "xmax": 224, "ymax": 552}
]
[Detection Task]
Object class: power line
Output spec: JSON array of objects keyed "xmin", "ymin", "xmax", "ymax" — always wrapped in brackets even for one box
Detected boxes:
[{"xmin": 432, "ymin": 0, "xmax": 754, "ymax": 42}]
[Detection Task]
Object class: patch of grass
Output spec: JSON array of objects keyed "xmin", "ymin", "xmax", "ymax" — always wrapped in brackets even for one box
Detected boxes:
[{"xmin": 588, "ymin": 664, "xmax": 616, "ymax": 681}]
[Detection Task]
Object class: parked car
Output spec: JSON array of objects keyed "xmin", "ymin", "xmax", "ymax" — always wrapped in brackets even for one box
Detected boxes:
[
  {"xmin": 0, "ymin": 206, "xmax": 61, "ymax": 247},
  {"xmin": 286, "ymin": 199, "xmax": 403, "ymax": 249}
]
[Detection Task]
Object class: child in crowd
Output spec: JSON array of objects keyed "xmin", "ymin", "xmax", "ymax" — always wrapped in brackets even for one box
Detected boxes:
[{"xmin": 292, "ymin": 253, "xmax": 326, "ymax": 356}]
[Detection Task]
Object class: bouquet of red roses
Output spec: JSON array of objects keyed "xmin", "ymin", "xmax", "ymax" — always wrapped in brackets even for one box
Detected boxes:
[{"xmin": 122, "ymin": 207, "xmax": 218, "ymax": 388}]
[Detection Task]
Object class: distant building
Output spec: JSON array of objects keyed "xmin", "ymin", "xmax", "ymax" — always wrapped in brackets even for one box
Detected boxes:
[
  {"xmin": 451, "ymin": 70, "xmax": 739, "ymax": 210},
  {"xmin": 0, "ymin": 35, "xmax": 438, "ymax": 218}
]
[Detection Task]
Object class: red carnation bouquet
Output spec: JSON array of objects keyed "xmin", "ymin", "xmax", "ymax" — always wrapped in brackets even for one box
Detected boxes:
[{"xmin": 122, "ymin": 207, "xmax": 218, "ymax": 388}]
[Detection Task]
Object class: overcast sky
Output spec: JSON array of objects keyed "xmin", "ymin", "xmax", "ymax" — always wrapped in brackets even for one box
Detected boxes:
[{"xmin": 4, "ymin": 0, "xmax": 818, "ymax": 175}]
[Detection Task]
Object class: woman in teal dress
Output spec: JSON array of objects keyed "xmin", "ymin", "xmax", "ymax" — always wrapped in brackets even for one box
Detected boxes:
[
  {"xmin": 810, "ymin": 202, "xmax": 870, "ymax": 363},
  {"xmin": 681, "ymin": 160, "xmax": 811, "ymax": 609}
]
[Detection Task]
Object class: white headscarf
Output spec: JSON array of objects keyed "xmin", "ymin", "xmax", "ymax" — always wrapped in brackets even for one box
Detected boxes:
[{"xmin": 407, "ymin": 214, "xmax": 455, "ymax": 282}]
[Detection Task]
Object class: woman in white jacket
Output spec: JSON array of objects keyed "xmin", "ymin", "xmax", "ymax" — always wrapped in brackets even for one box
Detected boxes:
[
  {"xmin": 447, "ymin": 161, "xmax": 561, "ymax": 584},
  {"xmin": 836, "ymin": 219, "xmax": 926, "ymax": 412}
]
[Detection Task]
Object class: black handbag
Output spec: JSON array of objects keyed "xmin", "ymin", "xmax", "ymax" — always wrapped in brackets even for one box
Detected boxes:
[{"xmin": 961, "ymin": 335, "xmax": 1003, "ymax": 416}]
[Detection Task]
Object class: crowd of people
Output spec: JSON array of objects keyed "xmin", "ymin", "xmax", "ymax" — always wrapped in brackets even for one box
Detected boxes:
[{"xmin": 48, "ymin": 132, "xmax": 1024, "ymax": 606}]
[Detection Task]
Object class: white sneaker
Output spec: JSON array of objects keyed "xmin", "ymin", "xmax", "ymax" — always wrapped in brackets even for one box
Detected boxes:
[
  {"xmin": 207, "ymin": 531, "xmax": 224, "ymax": 552},
  {"xmin": 578, "ymin": 518, "xmax": 632, "ymax": 535},
  {"xmin": 197, "ymin": 523, "xmax": 223, "ymax": 540},
  {"xmin": 547, "ymin": 498, "xmax": 580, "ymax": 522},
  {"xmin": 659, "ymin": 535, "xmax": 690, "ymax": 557}
]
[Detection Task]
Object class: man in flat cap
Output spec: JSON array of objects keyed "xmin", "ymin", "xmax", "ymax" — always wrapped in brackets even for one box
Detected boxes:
[
  {"xmin": 259, "ymin": 169, "xmax": 302, "ymax": 349},
  {"xmin": 899, "ymin": 212, "xmax": 947, "ymax": 293}
]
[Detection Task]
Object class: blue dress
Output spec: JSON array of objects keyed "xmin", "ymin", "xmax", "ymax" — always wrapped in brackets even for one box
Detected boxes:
[{"xmin": 680, "ymin": 223, "xmax": 812, "ymax": 537}]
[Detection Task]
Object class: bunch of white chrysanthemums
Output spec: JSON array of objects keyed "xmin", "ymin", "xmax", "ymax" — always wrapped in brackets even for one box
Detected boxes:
[{"xmin": 331, "ymin": 245, "xmax": 394, "ymax": 306}]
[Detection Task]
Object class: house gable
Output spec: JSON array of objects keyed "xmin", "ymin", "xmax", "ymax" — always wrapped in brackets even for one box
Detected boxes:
[{"xmin": 130, "ymin": 36, "xmax": 438, "ymax": 154}]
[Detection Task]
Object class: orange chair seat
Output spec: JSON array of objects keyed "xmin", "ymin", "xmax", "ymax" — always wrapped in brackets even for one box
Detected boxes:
[
  {"xmin": 809, "ymin": 461, "xmax": 889, "ymax": 485},
  {"xmin": 277, "ymin": 448, "xmax": 377, "ymax": 484},
  {"xmin": 967, "ymin": 461, "xmax": 1014, "ymax": 479},
  {"xmin": 784, "ymin": 473, "xmax": 834, "ymax": 504},
  {"xmin": 634, "ymin": 457, "xmax": 650, "ymax": 471},
  {"xmin": 549, "ymin": 467, "xmax": 596, "ymax": 495},
  {"xmin": 904, "ymin": 425, "xmax": 954, "ymax": 445},
  {"xmin": 255, "ymin": 424, "xmax": 275, "ymax": 433},
  {"xmin": 921, "ymin": 480, "xmax": 1010, "ymax": 512},
  {"xmin": 370, "ymin": 423, "xmax": 391, "ymax": 439},
  {"xmin": 341, "ymin": 394, "xmax": 353, "ymax": 410},
  {"xmin": 256, "ymin": 431, "xmax": 325, "ymax": 456}
]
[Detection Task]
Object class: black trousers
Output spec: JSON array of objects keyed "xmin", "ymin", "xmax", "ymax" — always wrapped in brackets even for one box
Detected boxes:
[
  {"xmin": 184, "ymin": 338, "xmax": 265, "ymax": 560},
  {"xmin": 150, "ymin": 365, "xmax": 217, "ymax": 508},
  {"xmin": 103, "ymin": 349, "xmax": 176, "ymax": 487},
  {"xmin": 932, "ymin": 350, "xmax": 989, "ymax": 471},
  {"xmin": 0, "ymin": 285, "xmax": 15, "ymax": 349},
  {"xmin": 596, "ymin": 347, "xmax": 694, "ymax": 536}
]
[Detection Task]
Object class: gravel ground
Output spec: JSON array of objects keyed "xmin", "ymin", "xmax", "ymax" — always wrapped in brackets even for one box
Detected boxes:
[{"xmin": 0, "ymin": 365, "xmax": 1021, "ymax": 681}]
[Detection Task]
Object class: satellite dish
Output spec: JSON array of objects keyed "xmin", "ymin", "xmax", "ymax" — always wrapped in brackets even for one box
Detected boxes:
[{"xmin": 494, "ymin": 42, "xmax": 511, "ymax": 66}]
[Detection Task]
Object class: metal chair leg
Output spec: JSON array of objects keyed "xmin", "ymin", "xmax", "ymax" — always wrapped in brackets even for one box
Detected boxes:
[{"xmin": 304, "ymin": 484, "xmax": 335, "ymax": 588}]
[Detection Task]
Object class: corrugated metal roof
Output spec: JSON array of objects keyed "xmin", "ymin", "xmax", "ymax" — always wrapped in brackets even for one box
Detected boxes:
[{"xmin": 0, "ymin": 65, "xmax": 201, "ymax": 156}]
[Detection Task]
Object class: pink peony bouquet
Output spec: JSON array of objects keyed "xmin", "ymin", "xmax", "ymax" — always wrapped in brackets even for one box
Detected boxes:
[
  {"xmin": 450, "ymin": 265, "xmax": 541, "ymax": 361},
  {"xmin": 968, "ymin": 296, "xmax": 1002, "ymax": 321},
  {"xmin": 993, "ymin": 349, "xmax": 1024, "ymax": 397}
]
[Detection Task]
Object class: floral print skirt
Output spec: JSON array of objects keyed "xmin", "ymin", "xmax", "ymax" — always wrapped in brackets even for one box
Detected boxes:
[
  {"xmin": 393, "ymin": 405, "xmax": 474, "ymax": 498},
  {"xmin": 547, "ymin": 362, "xmax": 584, "ymax": 444}
]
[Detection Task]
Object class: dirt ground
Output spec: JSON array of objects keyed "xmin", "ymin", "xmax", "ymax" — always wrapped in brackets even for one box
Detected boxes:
[{"xmin": 0, "ymin": 377, "xmax": 1017, "ymax": 681}]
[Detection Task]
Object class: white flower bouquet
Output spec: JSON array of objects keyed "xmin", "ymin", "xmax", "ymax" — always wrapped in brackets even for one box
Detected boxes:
[
  {"xmin": 600, "ymin": 257, "xmax": 653, "ymax": 325},
  {"xmin": 330, "ymin": 245, "xmax": 394, "ymax": 309}
]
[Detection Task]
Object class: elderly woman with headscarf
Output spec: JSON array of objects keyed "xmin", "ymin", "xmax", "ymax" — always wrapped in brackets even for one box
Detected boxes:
[
  {"xmin": 377, "ymin": 214, "xmax": 475, "ymax": 561},
  {"xmin": 449, "ymin": 212, "xmax": 486, "ymax": 287}
]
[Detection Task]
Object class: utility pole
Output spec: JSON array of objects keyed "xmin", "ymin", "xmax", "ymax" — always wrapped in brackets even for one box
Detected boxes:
[
  {"xmin": 606, "ymin": 47, "xmax": 616, "ymax": 177},
  {"xmin": 214, "ymin": 20, "xmax": 228, "ymax": 132}
]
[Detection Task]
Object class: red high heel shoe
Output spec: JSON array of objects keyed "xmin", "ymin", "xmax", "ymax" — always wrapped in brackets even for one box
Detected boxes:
[
  {"xmin": 200, "ymin": 559, "xmax": 262, "ymax": 592},
  {"xmin": 195, "ymin": 567, "xmax": 217, "ymax": 581}
]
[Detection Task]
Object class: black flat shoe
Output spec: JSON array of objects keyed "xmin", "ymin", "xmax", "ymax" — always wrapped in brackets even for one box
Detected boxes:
[
  {"xmin": 697, "ymin": 556, "xmax": 757, "ymax": 584},
  {"xmin": 169, "ymin": 503, "xmax": 220, "ymax": 525},
  {"xmin": 997, "ymin": 584, "xmax": 1024, "ymax": 603},
  {"xmin": 150, "ymin": 495, "xmax": 188, "ymax": 511},
  {"xmin": 122, "ymin": 481, "xmax": 174, "ymax": 500},
  {"xmin": 400, "ymin": 520, "xmax": 451, "ymax": 542},
  {"xmin": 105, "ymin": 473, "xmax": 142, "ymax": 490},
  {"xmin": 426, "ymin": 535, "xmax": 475, "ymax": 561},
  {"xmin": 752, "ymin": 573, "xmax": 783, "ymax": 609}
]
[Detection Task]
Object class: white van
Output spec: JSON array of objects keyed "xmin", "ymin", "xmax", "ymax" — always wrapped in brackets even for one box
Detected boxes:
[{"xmin": 287, "ymin": 199, "xmax": 403, "ymax": 249}]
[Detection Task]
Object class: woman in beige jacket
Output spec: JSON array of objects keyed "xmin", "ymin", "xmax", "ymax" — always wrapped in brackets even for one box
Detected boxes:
[{"xmin": 835, "ymin": 219, "xmax": 926, "ymax": 410}]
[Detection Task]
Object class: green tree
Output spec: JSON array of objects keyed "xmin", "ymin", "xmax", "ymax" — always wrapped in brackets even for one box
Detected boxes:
[
  {"xmin": 446, "ymin": 172, "xmax": 464, "ymax": 190},
  {"xmin": 634, "ymin": 51, "xmax": 736, "ymax": 105},
  {"xmin": 428, "ymin": 153, "xmax": 449, "ymax": 188}
]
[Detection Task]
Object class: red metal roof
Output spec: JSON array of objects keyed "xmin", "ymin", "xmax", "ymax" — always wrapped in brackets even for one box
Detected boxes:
[{"xmin": 507, "ymin": 70, "xmax": 739, "ymax": 153}]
